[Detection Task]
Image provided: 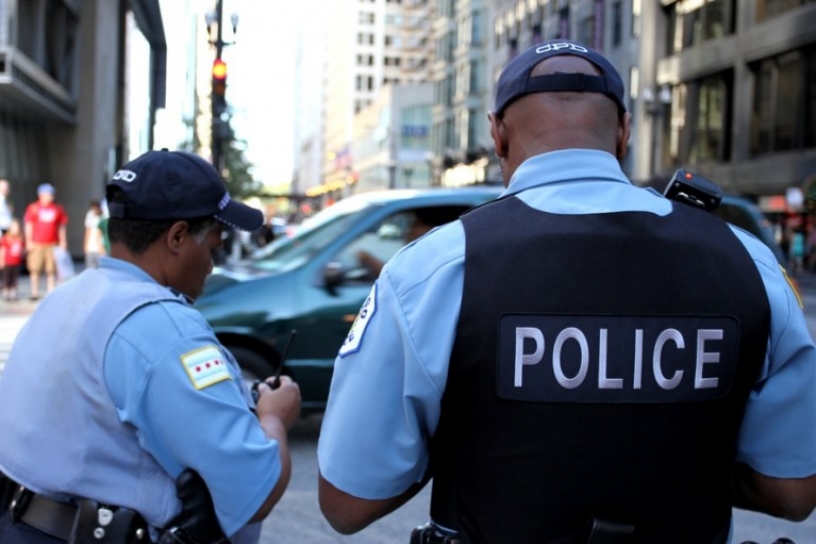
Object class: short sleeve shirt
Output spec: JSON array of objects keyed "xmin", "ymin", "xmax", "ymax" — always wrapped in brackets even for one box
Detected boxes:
[
  {"xmin": 103, "ymin": 267, "xmax": 280, "ymax": 536},
  {"xmin": 317, "ymin": 149, "xmax": 816, "ymax": 501},
  {"xmin": 24, "ymin": 202, "xmax": 68, "ymax": 244}
]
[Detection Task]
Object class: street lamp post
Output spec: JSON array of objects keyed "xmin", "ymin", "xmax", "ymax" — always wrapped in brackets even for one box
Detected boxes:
[{"xmin": 206, "ymin": 1, "xmax": 238, "ymax": 174}]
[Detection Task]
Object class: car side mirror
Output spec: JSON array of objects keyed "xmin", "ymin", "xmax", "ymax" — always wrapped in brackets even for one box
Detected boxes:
[{"xmin": 323, "ymin": 261, "xmax": 345, "ymax": 295}]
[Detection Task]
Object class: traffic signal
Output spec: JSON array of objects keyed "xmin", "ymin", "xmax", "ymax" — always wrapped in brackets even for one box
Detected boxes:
[
  {"xmin": 212, "ymin": 58, "xmax": 227, "ymax": 85},
  {"xmin": 212, "ymin": 58, "xmax": 228, "ymax": 116}
]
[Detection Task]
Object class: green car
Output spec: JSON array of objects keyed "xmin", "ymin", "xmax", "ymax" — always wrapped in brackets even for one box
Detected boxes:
[
  {"xmin": 195, "ymin": 185, "xmax": 504, "ymax": 412},
  {"xmin": 195, "ymin": 186, "xmax": 786, "ymax": 413}
]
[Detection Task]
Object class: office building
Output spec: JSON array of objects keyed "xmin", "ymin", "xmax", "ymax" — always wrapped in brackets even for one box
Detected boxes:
[{"xmin": 0, "ymin": 0, "xmax": 165, "ymax": 253}]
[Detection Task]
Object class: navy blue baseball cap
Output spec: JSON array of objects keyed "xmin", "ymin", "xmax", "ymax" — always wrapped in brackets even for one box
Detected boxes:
[
  {"xmin": 494, "ymin": 39, "xmax": 626, "ymax": 116},
  {"xmin": 106, "ymin": 149, "xmax": 263, "ymax": 231}
]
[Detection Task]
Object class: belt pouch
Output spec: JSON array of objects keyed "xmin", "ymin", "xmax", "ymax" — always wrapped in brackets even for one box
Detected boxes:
[{"xmin": 69, "ymin": 500, "xmax": 148, "ymax": 544}]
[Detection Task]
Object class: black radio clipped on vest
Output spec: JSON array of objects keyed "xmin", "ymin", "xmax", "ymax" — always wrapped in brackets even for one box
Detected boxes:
[{"xmin": 663, "ymin": 169, "xmax": 722, "ymax": 213}]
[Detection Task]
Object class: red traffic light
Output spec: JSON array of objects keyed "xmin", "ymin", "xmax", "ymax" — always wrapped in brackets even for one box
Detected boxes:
[{"xmin": 212, "ymin": 59, "xmax": 227, "ymax": 81}]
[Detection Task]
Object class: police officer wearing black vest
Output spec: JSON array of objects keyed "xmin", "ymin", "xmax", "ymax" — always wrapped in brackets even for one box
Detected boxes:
[{"xmin": 316, "ymin": 40, "xmax": 816, "ymax": 543}]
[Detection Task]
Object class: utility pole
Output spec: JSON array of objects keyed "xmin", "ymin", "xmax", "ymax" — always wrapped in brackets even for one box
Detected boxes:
[
  {"xmin": 207, "ymin": 0, "xmax": 237, "ymax": 175},
  {"xmin": 211, "ymin": 0, "xmax": 225, "ymax": 174}
]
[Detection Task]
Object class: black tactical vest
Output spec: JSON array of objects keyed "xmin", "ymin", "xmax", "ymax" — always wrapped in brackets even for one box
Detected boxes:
[{"xmin": 430, "ymin": 196, "xmax": 770, "ymax": 544}]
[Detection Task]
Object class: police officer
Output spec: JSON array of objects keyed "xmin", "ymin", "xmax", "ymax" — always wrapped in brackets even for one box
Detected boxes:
[
  {"xmin": 316, "ymin": 40, "xmax": 816, "ymax": 543},
  {"xmin": 0, "ymin": 150, "xmax": 301, "ymax": 543}
]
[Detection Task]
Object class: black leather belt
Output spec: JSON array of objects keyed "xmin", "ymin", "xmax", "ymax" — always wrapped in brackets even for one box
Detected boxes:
[{"xmin": 1, "ymin": 474, "xmax": 76, "ymax": 541}]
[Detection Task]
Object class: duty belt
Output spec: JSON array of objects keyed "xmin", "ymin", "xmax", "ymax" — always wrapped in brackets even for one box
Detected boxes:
[{"xmin": 1, "ymin": 472, "xmax": 77, "ymax": 541}]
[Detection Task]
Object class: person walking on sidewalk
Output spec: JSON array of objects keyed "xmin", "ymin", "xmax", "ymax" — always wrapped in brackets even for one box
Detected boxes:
[
  {"xmin": 23, "ymin": 183, "xmax": 68, "ymax": 299},
  {"xmin": 0, "ymin": 179, "xmax": 13, "ymax": 236},
  {"xmin": 0, "ymin": 219, "xmax": 24, "ymax": 301},
  {"xmin": 83, "ymin": 199, "xmax": 106, "ymax": 268}
]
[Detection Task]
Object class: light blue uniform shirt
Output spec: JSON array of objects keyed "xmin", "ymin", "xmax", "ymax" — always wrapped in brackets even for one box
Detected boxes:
[
  {"xmin": 318, "ymin": 149, "xmax": 816, "ymax": 506},
  {"xmin": 102, "ymin": 258, "xmax": 278, "ymax": 539},
  {"xmin": 0, "ymin": 257, "xmax": 275, "ymax": 541}
]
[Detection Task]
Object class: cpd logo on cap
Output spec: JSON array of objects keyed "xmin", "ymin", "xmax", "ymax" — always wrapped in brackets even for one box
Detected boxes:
[
  {"xmin": 535, "ymin": 42, "xmax": 588, "ymax": 54},
  {"xmin": 112, "ymin": 169, "xmax": 137, "ymax": 183}
]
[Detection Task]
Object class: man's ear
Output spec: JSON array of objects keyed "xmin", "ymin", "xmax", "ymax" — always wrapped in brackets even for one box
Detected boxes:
[
  {"xmin": 166, "ymin": 221, "xmax": 190, "ymax": 255},
  {"xmin": 616, "ymin": 112, "xmax": 632, "ymax": 161},
  {"xmin": 488, "ymin": 112, "xmax": 508, "ymax": 159}
]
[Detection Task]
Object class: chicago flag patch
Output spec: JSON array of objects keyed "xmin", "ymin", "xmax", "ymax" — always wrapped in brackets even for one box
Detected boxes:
[
  {"xmin": 339, "ymin": 284, "xmax": 377, "ymax": 357},
  {"xmin": 180, "ymin": 346, "xmax": 232, "ymax": 390}
]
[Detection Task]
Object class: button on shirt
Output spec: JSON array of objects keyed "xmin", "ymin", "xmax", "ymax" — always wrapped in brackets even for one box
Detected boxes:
[
  {"xmin": 317, "ymin": 149, "xmax": 816, "ymax": 504},
  {"xmin": 103, "ymin": 259, "xmax": 280, "ymax": 537}
]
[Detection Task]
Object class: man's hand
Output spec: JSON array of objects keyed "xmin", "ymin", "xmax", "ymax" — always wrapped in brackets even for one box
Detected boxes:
[
  {"xmin": 247, "ymin": 375, "xmax": 301, "ymax": 523},
  {"xmin": 254, "ymin": 375, "xmax": 301, "ymax": 430}
]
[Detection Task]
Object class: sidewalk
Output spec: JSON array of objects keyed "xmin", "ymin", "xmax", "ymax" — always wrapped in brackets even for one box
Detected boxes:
[
  {"xmin": 0, "ymin": 274, "xmax": 44, "ymax": 316},
  {"xmin": 0, "ymin": 264, "xmax": 84, "ymax": 316}
]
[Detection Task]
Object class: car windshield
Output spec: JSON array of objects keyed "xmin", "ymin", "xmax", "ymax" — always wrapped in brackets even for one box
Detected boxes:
[{"xmin": 249, "ymin": 197, "xmax": 375, "ymax": 273}]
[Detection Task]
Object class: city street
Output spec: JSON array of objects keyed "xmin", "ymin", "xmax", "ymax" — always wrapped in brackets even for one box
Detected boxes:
[{"xmin": 0, "ymin": 275, "xmax": 815, "ymax": 543}]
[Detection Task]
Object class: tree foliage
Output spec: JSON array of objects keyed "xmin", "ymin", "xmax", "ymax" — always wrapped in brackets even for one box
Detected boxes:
[{"xmin": 221, "ymin": 138, "xmax": 263, "ymax": 199}]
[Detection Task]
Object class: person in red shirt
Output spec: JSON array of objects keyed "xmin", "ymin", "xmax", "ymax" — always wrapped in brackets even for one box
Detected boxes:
[
  {"xmin": 0, "ymin": 218, "xmax": 24, "ymax": 301},
  {"xmin": 23, "ymin": 183, "xmax": 68, "ymax": 299}
]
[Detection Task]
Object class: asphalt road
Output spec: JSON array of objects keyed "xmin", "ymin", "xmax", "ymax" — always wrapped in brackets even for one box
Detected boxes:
[{"xmin": 1, "ymin": 275, "xmax": 815, "ymax": 543}]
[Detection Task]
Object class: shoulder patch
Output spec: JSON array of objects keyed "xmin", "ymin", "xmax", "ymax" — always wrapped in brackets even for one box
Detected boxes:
[
  {"xmin": 339, "ymin": 284, "xmax": 377, "ymax": 357},
  {"xmin": 180, "ymin": 345, "xmax": 232, "ymax": 390}
]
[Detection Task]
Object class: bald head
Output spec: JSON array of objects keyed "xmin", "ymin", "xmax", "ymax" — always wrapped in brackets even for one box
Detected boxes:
[{"xmin": 489, "ymin": 54, "xmax": 631, "ymax": 185}]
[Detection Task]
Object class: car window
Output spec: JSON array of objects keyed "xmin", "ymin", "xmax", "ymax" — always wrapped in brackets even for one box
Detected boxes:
[
  {"xmin": 330, "ymin": 204, "xmax": 473, "ymax": 283},
  {"xmin": 332, "ymin": 211, "xmax": 416, "ymax": 281},
  {"xmin": 249, "ymin": 198, "xmax": 375, "ymax": 273}
]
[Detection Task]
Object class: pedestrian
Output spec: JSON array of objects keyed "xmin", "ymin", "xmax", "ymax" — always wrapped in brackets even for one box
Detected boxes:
[
  {"xmin": 0, "ymin": 179, "xmax": 12, "ymax": 235},
  {"xmin": 789, "ymin": 227, "xmax": 805, "ymax": 276},
  {"xmin": 0, "ymin": 149, "xmax": 302, "ymax": 543},
  {"xmin": 83, "ymin": 199, "xmax": 106, "ymax": 268},
  {"xmin": 316, "ymin": 40, "xmax": 816, "ymax": 543},
  {"xmin": 23, "ymin": 183, "xmax": 68, "ymax": 299},
  {"xmin": 0, "ymin": 218, "xmax": 24, "ymax": 300}
]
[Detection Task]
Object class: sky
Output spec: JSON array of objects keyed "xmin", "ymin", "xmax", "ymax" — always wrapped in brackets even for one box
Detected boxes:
[
  {"xmin": 221, "ymin": 0, "xmax": 298, "ymax": 187},
  {"xmin": 157, "ymin": 0, "xmax": 304, "ymax": 187}
]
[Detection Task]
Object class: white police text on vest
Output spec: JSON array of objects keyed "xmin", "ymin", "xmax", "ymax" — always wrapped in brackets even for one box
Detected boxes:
[{"xmin": 496, "ymin": 314, "xmax": 740, "ymax": 403}]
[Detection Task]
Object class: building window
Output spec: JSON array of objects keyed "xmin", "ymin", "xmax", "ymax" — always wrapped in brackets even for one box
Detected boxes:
[
  {"xmin": 756, "ymin": 0, "xmax": 816, "ymax": 22},
  {"xmin": 751, "ymin": 47, "xmax": 816, "ymax": 155},
  {"xmin": 675, "ymin": 72, "xmax": 732, "ymax": 163},
  {"xmin": 692, "ymin": 74, "xmax": 731, "ymax": 162},
  {"xmin": 667, "ymin": 0, "xmax": 736, "ymax": 53},
  {"xmin": 358, "ymin": 11, "xmax": 375, "ymax": 24},
  {"xmin": 472, "ymin": 10, "xmax": 484, "ymax": 45},
  {"xmin": 579, "ymin": 14, "xmax": 595, "ymax": 46},
  {"xmin": 612, "ymin": 2, "xmax": 623, "ymax": 46},
  {"xmin": 469, "ymin": 59, "xmax": 483, "ymax": 94}
]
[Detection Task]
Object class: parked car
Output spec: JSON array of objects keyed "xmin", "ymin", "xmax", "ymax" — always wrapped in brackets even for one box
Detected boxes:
[
  {"xmin": 196, "ymin": 185, "xmax": 504, "ymax": 412},
  {"xmin": 196, "ymin": 185, "xmax": 789, "ymax": 413}
]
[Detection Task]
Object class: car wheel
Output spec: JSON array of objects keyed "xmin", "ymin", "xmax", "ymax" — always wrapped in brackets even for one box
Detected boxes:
[{"xmin": 227, "ymin": 346, "xmax": 280, "ymax": 388}]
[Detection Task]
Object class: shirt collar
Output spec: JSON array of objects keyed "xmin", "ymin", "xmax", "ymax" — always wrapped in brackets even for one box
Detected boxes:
[
  {"xmin": 501, "ymin": 149, "xmax": 632, "ymax": 198},
  {"xmin": 99, "ymin": 256, "xmax": 189, "ymax": 303}
]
